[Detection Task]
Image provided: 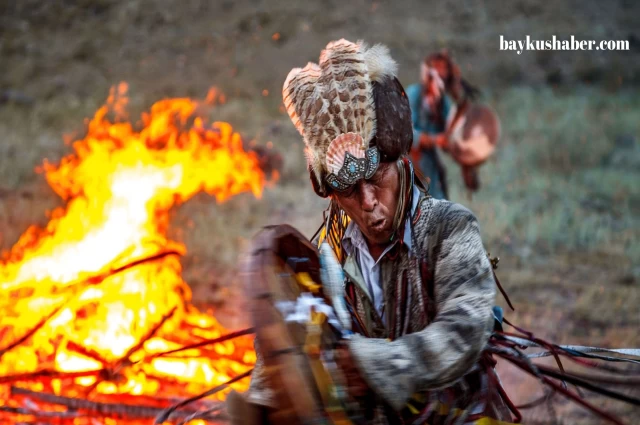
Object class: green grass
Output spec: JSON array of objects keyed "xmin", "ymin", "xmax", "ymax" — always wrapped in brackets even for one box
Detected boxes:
[{"xmin": 446, "ymin": 86, "xmax": 640, "ymax": 264}]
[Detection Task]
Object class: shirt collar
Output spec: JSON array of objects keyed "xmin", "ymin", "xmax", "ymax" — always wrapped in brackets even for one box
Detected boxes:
[{"xmin": 342, "ymin": 184, "xmax": 420, "ymax": 258}]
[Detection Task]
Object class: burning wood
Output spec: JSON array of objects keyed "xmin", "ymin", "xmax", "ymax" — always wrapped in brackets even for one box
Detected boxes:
[
  {"xmin": 10, "ymin": 386, "xmax": 221, "ymax": 420},
  {"xmin": 0, "ymin": 84, "xmax": 270, "ymax": 424}
]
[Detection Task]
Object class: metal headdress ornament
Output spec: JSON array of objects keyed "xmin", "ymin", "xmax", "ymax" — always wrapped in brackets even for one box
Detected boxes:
[{"xmin": 282, "ymin": 39, "xmax": 398, "ymax": 193}]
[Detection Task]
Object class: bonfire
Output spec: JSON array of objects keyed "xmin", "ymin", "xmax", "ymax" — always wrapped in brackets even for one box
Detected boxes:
[{"xmin": 0, "ymin": 83, "xmax": 269, "ymax": 424}]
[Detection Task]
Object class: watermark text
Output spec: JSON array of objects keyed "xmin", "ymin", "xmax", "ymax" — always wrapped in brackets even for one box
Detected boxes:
[{"xmin": 500, "ymin": 35, "xmax": 629, "ymax": 55}]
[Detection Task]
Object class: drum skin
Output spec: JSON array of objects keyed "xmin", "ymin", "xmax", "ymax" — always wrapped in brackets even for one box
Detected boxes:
[
  {"xmin": 448, "ymin": 103, "xmax": 500, "ymax": 168},
  {"xmin": 243, "ymin": 224, "xmax": 333, "ymax": 425}
]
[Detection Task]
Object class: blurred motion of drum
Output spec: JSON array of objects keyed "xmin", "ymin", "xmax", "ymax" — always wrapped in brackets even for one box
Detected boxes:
[{"xmin": 242, "ymin": 225, "xmax": 358, "ymax": 425}]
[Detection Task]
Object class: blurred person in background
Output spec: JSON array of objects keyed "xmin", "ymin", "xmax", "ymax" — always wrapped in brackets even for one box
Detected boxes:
[
  {"xmin": 408, "ymin": 52, "xmax": 498, "ymax": 197},
  {"xmin": 406, "ymin": 54, "xmax": 454, "ymax": 200}
]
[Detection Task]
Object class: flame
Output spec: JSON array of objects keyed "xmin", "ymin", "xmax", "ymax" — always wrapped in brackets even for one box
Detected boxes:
[{"xmin": 0, "ymin": 83, "xmax": 263, "ymax": 423}]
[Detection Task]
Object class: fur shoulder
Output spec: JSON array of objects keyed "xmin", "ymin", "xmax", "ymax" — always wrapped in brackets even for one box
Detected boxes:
[{"xmin": 412, "ymin": 197, "xmax": 480, "ymax": 260}]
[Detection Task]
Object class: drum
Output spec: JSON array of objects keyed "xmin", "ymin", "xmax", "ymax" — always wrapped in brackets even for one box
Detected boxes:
[
  {"xmin": 446, "ymin": 103, "xmax": 500, "ymax": 191},
  {"xmin": 242, "ymin": 224, "xmax": 360, "ymax": 425},
  {"xmin": 447, "ymin": 103, "xmax": 500, "ymax": 168}
]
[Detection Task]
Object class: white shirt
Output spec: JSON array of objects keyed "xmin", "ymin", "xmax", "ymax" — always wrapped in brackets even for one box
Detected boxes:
[{"xmin": 342, "ymin": 185, "xmax": 420, "ymax": 320}]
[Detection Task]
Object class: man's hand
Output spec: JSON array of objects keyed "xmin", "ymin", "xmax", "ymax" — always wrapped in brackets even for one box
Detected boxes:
[
  {"xmin": 435, "ymin": 133, "xmax": 449, "ymax": 149},
  {"xmin": 419, "ymin": 132, "xmax": 449, "ymax": 150},
  {"xmin": 418, "ymin": 132, "xmax": 434, "ymax": 149},
  {"xmin": 334, "ymin": 345, "xmax": 369, "ymax": 399}
]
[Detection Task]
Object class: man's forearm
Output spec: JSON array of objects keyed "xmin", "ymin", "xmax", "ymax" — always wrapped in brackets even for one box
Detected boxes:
[{"xmin": 347, "ymin": 272, "xmax": 495, "ymax": 411}]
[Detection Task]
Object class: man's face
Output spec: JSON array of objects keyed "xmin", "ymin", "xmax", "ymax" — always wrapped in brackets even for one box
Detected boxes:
[
  {"xmin": 333, "ymin": 162, "xmax": 400, "ymax": 246},
  {"xmin": 429, "ymin": 58, "xmax": 449, "ymax": 81},
  {"xmin": 421, "ymin": 63, "xmax": 444, "ymax": 102}
]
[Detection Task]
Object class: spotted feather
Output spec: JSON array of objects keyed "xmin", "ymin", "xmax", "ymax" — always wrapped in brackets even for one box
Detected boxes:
[{"xmin": 282, "ymin": 39, "xmax": 397, "ymax": 185}]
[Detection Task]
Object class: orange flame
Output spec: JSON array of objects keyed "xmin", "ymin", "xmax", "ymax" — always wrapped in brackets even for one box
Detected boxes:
[{"xmin": 0, "ymin": 83, "xmax": 263, "ymax": 423}]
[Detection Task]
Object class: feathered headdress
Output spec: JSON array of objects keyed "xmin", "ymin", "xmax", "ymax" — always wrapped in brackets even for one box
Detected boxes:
[{"xmin": 283, "ymin": 39, "xmax": 413, "ymax": 197}]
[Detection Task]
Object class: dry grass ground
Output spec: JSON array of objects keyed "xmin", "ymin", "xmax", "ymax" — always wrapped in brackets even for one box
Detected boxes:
[{"xmin": 1, "ymin": 1, "xmax": 639, "ymax": 423}]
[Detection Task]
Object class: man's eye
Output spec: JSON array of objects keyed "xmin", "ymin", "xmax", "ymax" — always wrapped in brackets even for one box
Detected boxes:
[{"xmin": 369, "ymin": 174, "xmax": 383, "ymax": 185}]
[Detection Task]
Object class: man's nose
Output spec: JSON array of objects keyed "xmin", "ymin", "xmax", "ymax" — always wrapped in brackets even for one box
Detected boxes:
[{"xmin": 359, "ymin": 183, "xmax": 377, "ymax": 212}]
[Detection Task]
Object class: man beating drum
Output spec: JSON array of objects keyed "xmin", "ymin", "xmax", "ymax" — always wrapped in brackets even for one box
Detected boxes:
[{"xmin": 407, "ymin": 51, "xmax": 501, "ymax": 197}]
